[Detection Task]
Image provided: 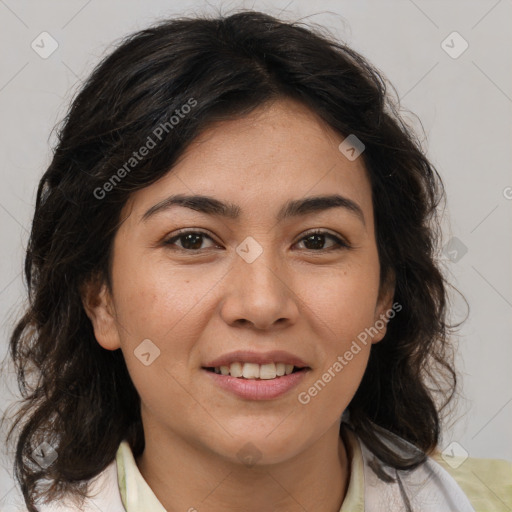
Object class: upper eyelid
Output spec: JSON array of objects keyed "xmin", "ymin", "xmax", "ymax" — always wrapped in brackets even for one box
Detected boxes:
[{"xmin": 165, "ymin": 228, "xmax": 218, "ymax": 243}]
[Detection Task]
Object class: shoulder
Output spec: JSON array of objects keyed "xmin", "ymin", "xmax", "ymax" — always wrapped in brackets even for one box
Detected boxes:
[
  {"xmin": 432, "ymin": 451, "xmax": 512, "ymax": 512},
  {"xmin": 346, "ymin": 422, "xmax": 476, "ymax": 512},
  {"xmin": 18, "ymin": 459, "xmax": 125, "ymax": 512}
]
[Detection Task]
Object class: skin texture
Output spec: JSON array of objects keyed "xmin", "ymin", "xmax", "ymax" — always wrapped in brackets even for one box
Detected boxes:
[{"xmin": 83, "ymin": 97, "xmax": 395, "ymax": 512}]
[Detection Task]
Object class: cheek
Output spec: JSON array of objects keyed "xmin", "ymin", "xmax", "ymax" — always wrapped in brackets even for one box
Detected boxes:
[
  {"xmin": 296, "ymin": 282, "xmax": 374, "ymax": 420},
  {"xmin": 110, "ymin": 255, "xmax": 225, "ymax": 397},
  {"xmin": 294, "ymin": 255, "xmax": 380, "ymax": 408},
  {"xmin": 113, "ymin": 270, "xmax": 205, "ymax": 421},
  {"xmin": 112, "ymin": 254, "xmax": 217, "ymax": 341},
  {"xmin": 302, "ymin": 257, "xmax": 381, "ymax": 341}
]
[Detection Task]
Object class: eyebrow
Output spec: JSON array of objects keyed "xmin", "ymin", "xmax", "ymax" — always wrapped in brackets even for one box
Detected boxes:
[{"xmin": 141, "ymin": 193, "xmax": 365, "ymax": 225}]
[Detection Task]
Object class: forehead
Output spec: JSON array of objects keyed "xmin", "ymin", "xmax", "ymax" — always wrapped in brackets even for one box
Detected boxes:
[{"xmin": 122, "ymin": 97, "xmax": 373, "ymax": 225}]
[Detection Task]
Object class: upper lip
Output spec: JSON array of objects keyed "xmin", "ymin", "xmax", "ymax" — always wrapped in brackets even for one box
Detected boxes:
[{"xmin": 203, "ymin": 350, "xmax": 310, "ymax": 369}]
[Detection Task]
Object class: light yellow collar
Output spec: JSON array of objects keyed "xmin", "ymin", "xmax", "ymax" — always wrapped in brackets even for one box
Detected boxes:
[{"xmin": 116, "ymin": 441, "xmax": 167, "ymax": 511}]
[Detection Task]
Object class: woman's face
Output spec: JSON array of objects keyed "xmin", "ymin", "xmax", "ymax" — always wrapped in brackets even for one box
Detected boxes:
[{"xmin": 85, "ymin": 97, "xmax": 394, "ymax": 464}]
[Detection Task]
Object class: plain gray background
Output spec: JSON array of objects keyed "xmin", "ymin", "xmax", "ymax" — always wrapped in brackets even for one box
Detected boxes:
[{"xmin": 1, "ymin": 1, "xmax": 511, "ymax": 509}]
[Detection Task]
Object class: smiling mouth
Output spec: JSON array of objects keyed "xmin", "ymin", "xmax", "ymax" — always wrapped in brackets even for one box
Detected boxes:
[{"xmin": 202, "ymin": 364, "xmax": 308, "ymax": 380}]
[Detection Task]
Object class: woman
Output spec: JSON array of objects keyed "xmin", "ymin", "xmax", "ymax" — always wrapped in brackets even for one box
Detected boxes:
[{"xmin": 3, "ymin": 10, "xmax": 510, "ymax": 512}]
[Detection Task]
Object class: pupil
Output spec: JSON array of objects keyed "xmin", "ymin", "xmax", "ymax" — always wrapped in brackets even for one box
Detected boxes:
[
  {"xmin": 305, "ymin": 234, "xmax": 324, "ymax": 250},
  {"xmin": 182, "ymin": 233, "xmax": 202, "ymax": 250}
]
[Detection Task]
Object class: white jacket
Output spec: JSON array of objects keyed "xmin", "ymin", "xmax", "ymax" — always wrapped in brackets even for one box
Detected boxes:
[{"xmin": 25, "ymin": 427, "xmax": 475, "ymax": 512}]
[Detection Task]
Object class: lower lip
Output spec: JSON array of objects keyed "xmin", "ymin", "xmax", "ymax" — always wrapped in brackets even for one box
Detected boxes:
[{"xmin": 202, "ymin": 368, "xmax": 309, "ymax": 400}]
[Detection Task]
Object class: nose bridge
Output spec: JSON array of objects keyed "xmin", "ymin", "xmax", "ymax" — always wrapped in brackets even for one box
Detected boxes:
[
  {"xmin": 220, "ymin": 234, "xmax": 299, "ymax": 328},
  {"xmin": 236, "ymin": 234, "xmax": 287, "ymax": 298}
]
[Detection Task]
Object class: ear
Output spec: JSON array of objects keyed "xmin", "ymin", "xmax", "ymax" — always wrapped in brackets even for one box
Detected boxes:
[
  {"xmin": 80, "ymin": 275, "xmax": 121, "ymax": 351},
  {"xmin": 371, "ymin": 269, "xmax": 397, "ymax": 344}
]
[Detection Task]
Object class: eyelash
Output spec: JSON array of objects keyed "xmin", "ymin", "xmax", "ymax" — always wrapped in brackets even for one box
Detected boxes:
[{"xmin": 163, "ymin": 228, "xmax": 351, "ymax": 253}]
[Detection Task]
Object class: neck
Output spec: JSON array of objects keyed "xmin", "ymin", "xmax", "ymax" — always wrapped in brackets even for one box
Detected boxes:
[{"xmin": 136, "ymin": 420, "xmax": 349, "ymax": 512}]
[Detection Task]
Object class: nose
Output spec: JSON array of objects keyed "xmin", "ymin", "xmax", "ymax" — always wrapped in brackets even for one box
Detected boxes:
[{"xmin": 219, "ymin": 245, "xmax": 300, "ymax": 330}]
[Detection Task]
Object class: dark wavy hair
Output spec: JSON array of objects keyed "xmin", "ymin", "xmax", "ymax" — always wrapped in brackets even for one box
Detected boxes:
[{"xmin": 2, "ymin": 9, "xmax": 460, "ymax": 511}]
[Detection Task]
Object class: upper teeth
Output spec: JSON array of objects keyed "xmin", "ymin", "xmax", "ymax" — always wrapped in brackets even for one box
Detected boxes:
[{"xmin": 214, "ymin": 362, "xmax": 295, "ymax": 379}]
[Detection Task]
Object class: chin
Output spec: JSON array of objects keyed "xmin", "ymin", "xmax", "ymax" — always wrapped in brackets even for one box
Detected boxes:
[{"xmin": 216, "ymin": 429, "xmax": 309, "ymax": 466}]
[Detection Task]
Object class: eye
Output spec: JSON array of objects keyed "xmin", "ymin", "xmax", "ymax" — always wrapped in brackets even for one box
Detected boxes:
[
  {"xmin": 163, "ymin": 229, "xmax": 350, "ymax": 252},
  {"xmin": 295, "ymin": 229, "xmax": 350, "ymax": 251},
  {"xmin": 163, "ymin": 230, "xmax": 220, "ymax": 251}
]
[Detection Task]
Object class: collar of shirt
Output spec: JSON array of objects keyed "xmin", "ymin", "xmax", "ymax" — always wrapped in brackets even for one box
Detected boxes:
[{"xmin": 115, "ymin": 423, "xmax": 364, "ymax": 512}]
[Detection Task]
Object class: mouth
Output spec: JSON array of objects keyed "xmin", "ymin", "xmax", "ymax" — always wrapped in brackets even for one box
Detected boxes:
[
  {"xmin": 201, "ymin": 351, "xmax": 311, "ymax": 399},
  {"xmin": 202, "ymin": 363, "xmax": 309, "ymax": 380},
  {"xmin": 202, "ymin": 363, "xmax": 311, "ymax": 400}
]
